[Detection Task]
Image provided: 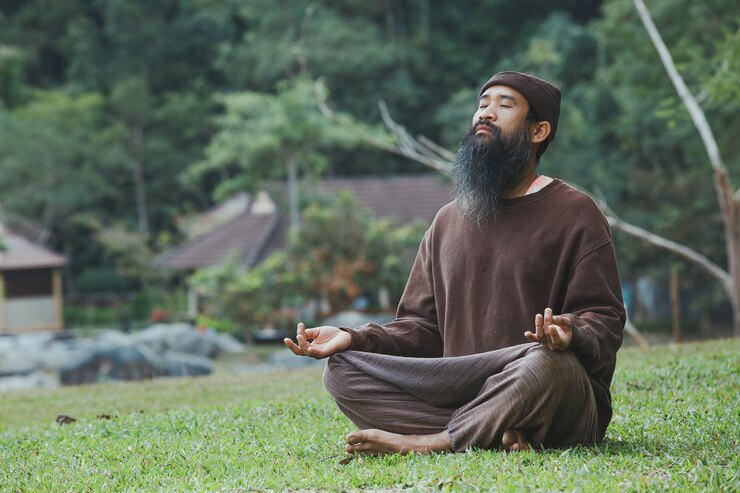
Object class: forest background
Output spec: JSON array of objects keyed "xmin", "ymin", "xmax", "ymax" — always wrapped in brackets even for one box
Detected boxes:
[{"xmin": 0, "ymin": 0, "xmax": 737, "ymax": 338}]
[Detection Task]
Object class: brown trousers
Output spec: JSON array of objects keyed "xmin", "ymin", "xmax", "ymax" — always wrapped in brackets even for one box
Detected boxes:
[{"xmin": 322, "ymin": 343, "xmax": 599, "ymax": 451}]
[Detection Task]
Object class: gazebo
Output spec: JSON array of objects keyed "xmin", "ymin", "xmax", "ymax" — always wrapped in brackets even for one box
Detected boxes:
[{"xmin": 0, "ymin": 230, "xmax": 67, "ymax": 333}]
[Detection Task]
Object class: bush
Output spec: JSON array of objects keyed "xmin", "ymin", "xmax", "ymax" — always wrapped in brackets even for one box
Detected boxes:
[{"xmin": 190, "ymin": 192, "xmax": 427, "ymax": 334}]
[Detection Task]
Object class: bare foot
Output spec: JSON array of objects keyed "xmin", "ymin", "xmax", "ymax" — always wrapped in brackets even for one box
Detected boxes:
[
  {"xmin": 501, "ymin": 430, "xmax": 530, "ymax": 451},
  {"xmin": 345, "ymin": 429, "xmax": 452, "ymax": 456}
]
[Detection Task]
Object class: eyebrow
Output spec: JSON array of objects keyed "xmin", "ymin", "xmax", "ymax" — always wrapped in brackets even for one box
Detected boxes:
[{"xmin": 478, "ymin": 93, "xmax": 519, "ymax": 104}]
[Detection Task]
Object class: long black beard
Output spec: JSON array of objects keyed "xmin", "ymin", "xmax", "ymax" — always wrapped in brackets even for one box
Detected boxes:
[{"xmin": 451, "ymin": 122, "xmax": 534, "ymax": 225}]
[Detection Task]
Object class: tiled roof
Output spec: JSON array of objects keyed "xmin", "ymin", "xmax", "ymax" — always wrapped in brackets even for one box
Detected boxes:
[
  {"xmin": 154, "ymin": 212, "xmax": 280, "ymax": 270},
  {"xmin": 0, "ymin": 232, "xmax": 68, "ymax": 271},
  {"xmin": 156, "ymin": 174, "xmax": 452, "ymax": 271},
  {"xmin": 317, "ymin": 174, "xmax": 451, "ymax": 225}
]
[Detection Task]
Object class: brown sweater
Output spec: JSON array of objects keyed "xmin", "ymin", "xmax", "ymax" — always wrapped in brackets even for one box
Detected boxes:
[{"xmin": 345, "ymin": 179, "xmax": 625, "ymax": 437}]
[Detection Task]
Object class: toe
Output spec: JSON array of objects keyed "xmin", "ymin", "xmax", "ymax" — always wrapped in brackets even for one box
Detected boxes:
[{"xmin": 502, "ymin": 430, "xmax": 516, "ymax": 450}]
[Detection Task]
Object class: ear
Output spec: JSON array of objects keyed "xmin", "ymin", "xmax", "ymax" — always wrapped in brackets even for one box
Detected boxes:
[{"xmin": 531, "ymin": 121, "xmax": 551, "ymax": 144}]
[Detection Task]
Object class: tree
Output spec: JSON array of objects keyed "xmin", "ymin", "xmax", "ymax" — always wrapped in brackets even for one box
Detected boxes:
[
  {"xmin": 0, "ymin": 89, "xmax": 112, "ymax": 241},
  {"xmin": 632, "ymin": 0, "xmax": 739, "ymax": 334},
  {"xmin": 185, "ymin": 77, "xmax": 354, "ymax": 232},
  {"xmin": 314, "ymin": 0, "xmax": 738, "ymax": 338},
  {"xmin": 190, "ymin": 193, "xmax": 426, "ymax": 334}
]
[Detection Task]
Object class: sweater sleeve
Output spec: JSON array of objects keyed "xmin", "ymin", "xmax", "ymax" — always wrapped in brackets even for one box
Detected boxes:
[
  {"xmin": 341, "ymin": 228, "xmax": 443, "ymax": 357},
  {"xmin": 561, "ymin": 240, "xmax": 625, "ymax": 381}
]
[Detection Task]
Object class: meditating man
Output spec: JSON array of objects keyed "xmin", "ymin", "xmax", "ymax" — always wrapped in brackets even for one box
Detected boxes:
[{"xmin": 285, "ymin": 71, "xmax": 625, "ymax": 455}]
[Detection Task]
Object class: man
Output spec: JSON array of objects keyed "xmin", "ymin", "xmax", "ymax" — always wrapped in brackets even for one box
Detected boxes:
[{"xmin": 284, "ymin": 71, "xmax": 625, "ymax": 455}]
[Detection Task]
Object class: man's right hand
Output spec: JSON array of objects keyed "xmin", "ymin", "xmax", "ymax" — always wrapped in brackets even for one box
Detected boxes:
[{"xmin": 283, "ymin": 323, "xmax": 352, "ymax": 359}]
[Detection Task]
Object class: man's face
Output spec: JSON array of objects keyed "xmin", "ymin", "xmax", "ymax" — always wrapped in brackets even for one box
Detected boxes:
[{"xmin": 472, "ymin": 85, "xmax": 532, "ymax": 140}]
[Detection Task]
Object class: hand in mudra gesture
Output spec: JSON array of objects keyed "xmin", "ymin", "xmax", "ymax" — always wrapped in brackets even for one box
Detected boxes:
[
  {"xmin": 284, "ymin": 322, "xmax": 352, "ymax": 359},
  {"xmin": 524, "ymin": 307, "xmax": 573, "ymax": 351}
]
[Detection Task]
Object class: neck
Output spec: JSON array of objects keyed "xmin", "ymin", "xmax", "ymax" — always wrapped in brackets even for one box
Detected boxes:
[{"xmin": 501, "ymin": 166, "xmax": 539, "ymax": 199}]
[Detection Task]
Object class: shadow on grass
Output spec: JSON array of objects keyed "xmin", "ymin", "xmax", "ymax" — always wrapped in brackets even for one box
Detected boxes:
[{"xmin": 594, "ymin": 437, "xmax": 667, "ymax": 457}]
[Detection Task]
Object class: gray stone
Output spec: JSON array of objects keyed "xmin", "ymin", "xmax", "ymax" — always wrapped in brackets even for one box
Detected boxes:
[
  {"xmin": 214, "ymin": 333, "xmax": 246, "ymax": 353},
  {"xmin": 59, "ymin": 341, "xmax": 162, "ymax": 385},
  {"xmin": 134, "ymin": 324, "xmax": 220, "ymax": 358},
  {"xmin": 267, "ymin": 348, "xmax": 327, "ymax": 369},
  {"xmin": 321, "ymin": 310, "xmax": 395, "ymax": 329},
  {"xmin": 0, "ymin": 354, "xmax": 41, "ymax": 377},
  {"xmin": 161, "ymin": 350, "xmax": 213, "ymax": 377},
  {"xmin": 0, "ymin": 370, "xmax": 57, "ymax": 391}
]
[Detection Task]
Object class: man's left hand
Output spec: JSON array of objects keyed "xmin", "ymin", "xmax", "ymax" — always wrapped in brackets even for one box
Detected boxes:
[{"xmin": 524, "ymin": 307, "xmax": 572, "ymax": 351}]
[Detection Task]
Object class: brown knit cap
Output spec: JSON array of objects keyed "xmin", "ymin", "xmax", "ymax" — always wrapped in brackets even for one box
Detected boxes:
[{"xmin": 479, "ymin": 71, "xmax": 561, "ymax": 157}]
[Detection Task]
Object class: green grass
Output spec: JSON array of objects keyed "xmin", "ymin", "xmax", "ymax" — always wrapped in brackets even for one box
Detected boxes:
[{"xmin": 1, "ymin": 339, "xmax": 738, "ymax": 492}]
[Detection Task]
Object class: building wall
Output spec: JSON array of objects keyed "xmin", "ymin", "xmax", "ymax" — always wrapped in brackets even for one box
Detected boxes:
[
  {"xmin": 4, "ymin": 296, "xmax": 58, "ymax": 331},
  {"xmin": 0, "ymin": 268, "xmax": 63, "ymax": 332}
]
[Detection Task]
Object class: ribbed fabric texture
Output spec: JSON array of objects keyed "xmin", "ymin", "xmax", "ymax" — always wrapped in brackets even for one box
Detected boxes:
[
  {"xmin": 479, "ymin": 71, "xmax": 561, "ymax": 157},
  {"xmin": 323, "ymin": 344, "xmax": 599, "ymax": 451}
]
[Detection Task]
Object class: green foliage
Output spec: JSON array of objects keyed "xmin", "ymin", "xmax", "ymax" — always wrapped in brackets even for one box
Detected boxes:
[
  {"xmin": 285, "ymin": 192, "xmax": 426, "ymax": 311},
  {"xmin": 0, "ymin": 89, "xmax": 110, "ymax": 220},
  {"xmin": 73, "ymin": 268, "xmax": 132, "ymax": 294},
  {"xmin": 0, "ymin": 339, "xmax": 737, "ymax": 490},
  {"xmin": 191, "ymin": 193, "xmax": 426, "ymax": 332},
  {"xmin": 95, "ymin": 224, "xmax": 166, "ymax": 287},
  {"xmin": 588, "ymin": 0, "xmax": 737, "ymax": 294},
  {"xmin": 0, "ymin": 0, "xmax": 735, "ymax": 325},
  {"xmin": 186, "ymin": 77, "xmax": 355, "ymax": 201},
  {"xmin": 0, "ymin": 45, "xmax": 25, "ymax": 108}
]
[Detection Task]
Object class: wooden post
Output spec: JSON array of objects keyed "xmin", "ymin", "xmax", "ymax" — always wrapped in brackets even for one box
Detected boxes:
[
  {"xmin": 0, "ymin": 272, "xmax": 5, "ymax": 333},
  {"xmin": 52, "ymin": 268, "xmax": 64, "ymax": 331},
  {"xmin": 670, "ymin": 268, "xmax": 682, "ymax": 343}
]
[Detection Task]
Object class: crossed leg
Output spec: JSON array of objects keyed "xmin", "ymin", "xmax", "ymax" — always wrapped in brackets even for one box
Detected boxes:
[{"xmin": 323, "ymin": 344, "xmax": 598, "ymax": 455}]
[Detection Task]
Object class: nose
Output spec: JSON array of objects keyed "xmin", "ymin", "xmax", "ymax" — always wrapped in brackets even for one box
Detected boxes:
[{"xmin": 476, "ymin": 105, "xmax": 496, "ymax": 123}]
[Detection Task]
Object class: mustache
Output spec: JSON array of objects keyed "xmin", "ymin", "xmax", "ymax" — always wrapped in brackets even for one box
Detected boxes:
[{"xmin": 471, "ymin": 120, "xmax": 500, "ymax": 136}]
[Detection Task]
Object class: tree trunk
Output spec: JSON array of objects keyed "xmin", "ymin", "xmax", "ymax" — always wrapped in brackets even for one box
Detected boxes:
[
  {"xmin": 670, "ymin": 268, "xmax": 681, "ymax": 343},
  {"xmin": 131, "ymin": 125, "xmax": 150, "ymax": 237},
  {"xmin": 715, "ymin": 168, "xmax": 740, "ymax": 336},
  {"xmin": 286, "ymin": 154, "xmax": 300, "ymax": 233},
  {"xmin": 635, "ymin": 0, "xmax": 739, "ymax": 337}
]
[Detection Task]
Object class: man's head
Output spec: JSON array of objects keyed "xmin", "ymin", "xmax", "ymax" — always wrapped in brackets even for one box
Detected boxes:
[
  {"xmin": 451, "ymin": 71, "xmax": 561, "ymax": 224},
  {"xmin": 477, "ymin": 71, "xmax": 561, "ymax": 159}
]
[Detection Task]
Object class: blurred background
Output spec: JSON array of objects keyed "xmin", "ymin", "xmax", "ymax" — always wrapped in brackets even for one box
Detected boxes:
[{"xmin": 0, "ymin": 0, "xmax": 737, "ymax": 386}]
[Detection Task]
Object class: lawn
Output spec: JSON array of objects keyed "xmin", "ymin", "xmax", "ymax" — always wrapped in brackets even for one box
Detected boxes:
[{"xmin": 1, "ymin": 339, "xmax": 738, "ymax": 492}]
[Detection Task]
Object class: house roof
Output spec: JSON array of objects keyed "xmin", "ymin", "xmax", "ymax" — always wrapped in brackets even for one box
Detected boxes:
[
  {"xmin": 0, "ymin": 232, "xmax": 68, "ymax": 271},
  {"xmin": 154, "ymin": 212, "xmax": 281, "ymax": 270},
  {"xmin": 155, "ymin": 174, "xmax": 452, "ymax": 271}
]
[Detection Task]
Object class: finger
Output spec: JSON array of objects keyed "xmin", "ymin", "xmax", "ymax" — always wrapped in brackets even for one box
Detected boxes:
[
  {"xmin": 296, "ymin": 333, "xmax": 312, "ymax": 354},
  {"xmin": 523, "ymin": 331, "xmax": 538, "ymax": 342},
  {"xmin": 553, "ymin": 315, "xmax": 570, "ymax": 331},
  {"xmin": 547, "ymin": 324, "xmax": 562, "ymax": 346},
  {"xmin": 544, "ymin": 308, "xmax": 555, "ymax": 345},
  {"xmin": 534, "ymin": 313, "xmax": 545, "ymax": 339},
  {"xmin": 284, "ymin": 338, "xmax": 304, "ymax": 355}
]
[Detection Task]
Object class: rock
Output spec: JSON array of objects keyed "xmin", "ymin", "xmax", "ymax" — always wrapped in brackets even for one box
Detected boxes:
[
  {"xmin": 134, "ymin": 324, "xmax": 220, "ymax": 358},
  {"xmin": 321, "ymin": 310, "xmax": 395, "ymax": 328},
  {"xmin": 0, "ymin": 354, "xmax": 41, "ymax": 377},
  {"xmin": 161, "ymin": 350, "xmax": 213, "ymax": 377},
  {"xmin": 0, "ymin": 370, "xmax": 57, "ymax": 391},
  {"xmin": 267, "ymin": 348, "xmax": 326, "ymax": 369},
  {"xmin": 58, "ymin": 340, "xmax": 214, "ymax": 385},
  {"xmin": 214, "ymin": 333, "xmax": 246, "ymax": 353},
  {"xmin": 59, "ymin": 341, "xmax": 161, "ymax": 385}
]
